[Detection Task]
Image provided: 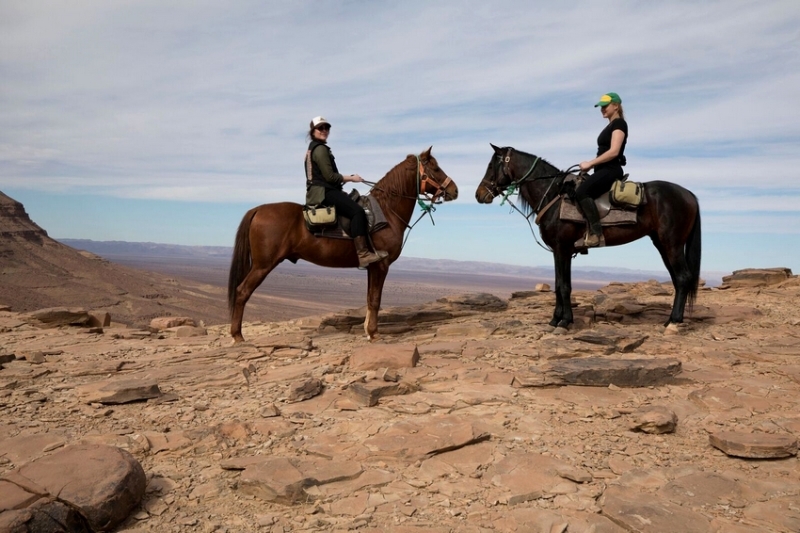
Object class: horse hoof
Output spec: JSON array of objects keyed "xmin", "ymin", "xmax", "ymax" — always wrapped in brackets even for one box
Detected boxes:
[{"xmin": 664, "ymin": 323, "xmax": 687, "ymax": 336}]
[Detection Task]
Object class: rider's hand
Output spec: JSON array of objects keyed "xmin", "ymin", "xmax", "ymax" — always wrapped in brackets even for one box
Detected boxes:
[
  {"xmin": 347, "ymin": 174, "xmax": 363, "ymax": 183},
  {"xmin": 579, "ymin": 161, "xmax": 593, "ymax": 172}
]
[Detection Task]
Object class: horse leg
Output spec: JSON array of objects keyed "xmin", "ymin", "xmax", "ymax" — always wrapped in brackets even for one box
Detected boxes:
[
  {"xmin": 231, "ymin": 262, "xmax": 278, "ymax": 343},
  {"xmin": 651, "ymin": 236, "xmax": 691, "ymax": 326},
  {"xmin": 549, "ymin": 252, "xmax": 563, "ymax": 327},
  {"xmin": 365, "ymin": 264, "xmax": 389, "ymax": 340},
  {"xmin": 551, "ymin": 248, "xmax": 574, "ymax": 329}
]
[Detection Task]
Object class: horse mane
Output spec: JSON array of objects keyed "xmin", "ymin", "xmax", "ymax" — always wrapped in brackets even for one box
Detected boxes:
[
  {"xmin": 507, "ymin": 148, "xmax": 563, "ymax": 217},
  {"xmin": 369, "ymin": 154, "xmax": 416, "ymax": 202}
]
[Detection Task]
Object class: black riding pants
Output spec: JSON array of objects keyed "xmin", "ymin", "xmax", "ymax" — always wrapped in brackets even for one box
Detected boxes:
[
  {"xmin": 323, "ymin": 189, "xmax": 367, "ymax": 238},
  {"xmin": 575, "ymin": 165, "xmax": 623, "ymax": 200}
]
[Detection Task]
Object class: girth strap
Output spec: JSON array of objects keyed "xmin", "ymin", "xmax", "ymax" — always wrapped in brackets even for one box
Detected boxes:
[{"xmin": 535, "ymin": 194, "xmax": 562, "ymax": 225}]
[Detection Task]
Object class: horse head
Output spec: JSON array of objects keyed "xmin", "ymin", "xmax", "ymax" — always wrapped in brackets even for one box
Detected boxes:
[
  {"xmin": 475, "ymin": 144, "xmax": 517, "ymax": 204},
  {"xmin": 418, "ymin": 147, "xmax": 458, "ymax": 202}
]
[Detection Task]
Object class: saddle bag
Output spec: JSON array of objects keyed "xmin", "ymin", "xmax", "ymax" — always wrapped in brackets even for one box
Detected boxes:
[
  {"xmin": 303, "ymin": 205, "xmax": 337, "ymax": 227},
  {"xmin": 610, "ymin": 178, "xmax": 643, "ymax": 208}
]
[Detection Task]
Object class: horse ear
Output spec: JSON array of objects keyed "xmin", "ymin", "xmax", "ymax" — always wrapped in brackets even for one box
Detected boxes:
[
  {"xmin": 490, "ymin": 143, "xmax": 503, "ymax": 155},
  {"xmin": 421, "ymin": 146, "xmax": 432, "ymax": 160}
]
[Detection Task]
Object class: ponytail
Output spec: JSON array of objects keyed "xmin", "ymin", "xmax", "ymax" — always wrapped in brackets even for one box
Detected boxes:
[{"xmin": 618, "ymin": 104, "xmax": 625, "ymax": 120}]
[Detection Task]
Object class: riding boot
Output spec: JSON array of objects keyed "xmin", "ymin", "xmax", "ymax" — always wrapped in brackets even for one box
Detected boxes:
[
  {"xmin": 354, "ymin": 236, "xmax": 388, "ymax": 269},
  {"xmin": 577, "ymin": 197, "xmax": 603, "ymax": 248}
]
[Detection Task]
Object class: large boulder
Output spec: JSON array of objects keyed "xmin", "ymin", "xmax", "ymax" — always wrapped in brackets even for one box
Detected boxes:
[{"xmin": 0, "ymin": 444, "xmax": 146, "ymax": 531}]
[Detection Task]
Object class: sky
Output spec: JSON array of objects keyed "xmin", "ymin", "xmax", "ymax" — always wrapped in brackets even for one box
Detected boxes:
[{"xmin": 1, "ymin": 1, "xmax": 799, "ymax": 279}]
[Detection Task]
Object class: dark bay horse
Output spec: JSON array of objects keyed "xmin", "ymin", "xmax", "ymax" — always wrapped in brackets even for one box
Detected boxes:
[
  {"xmin": 228, "ymin": 148, "xmax": 458, "ymax": 342},
  {"xmin": 476, "ymin": 144, "xmax": 701, "ymax": 330}
]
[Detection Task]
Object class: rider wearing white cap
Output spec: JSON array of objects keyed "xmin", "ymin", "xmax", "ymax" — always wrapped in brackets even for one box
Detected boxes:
[{"xmin": 305, "ymin": 116, "xmax": 388, "ymax": 268}]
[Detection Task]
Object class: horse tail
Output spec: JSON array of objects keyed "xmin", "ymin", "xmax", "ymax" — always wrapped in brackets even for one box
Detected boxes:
[
  {"xmin": 227, "ymin": 207, "xmax": 258, "ymax": 316},
  {"xmin": 685, "ymin": 201, "xmax": 702, "ymax": 308}
]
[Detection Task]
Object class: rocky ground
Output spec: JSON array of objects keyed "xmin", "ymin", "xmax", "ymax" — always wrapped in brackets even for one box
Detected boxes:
[{"xmin": 1, "ymin": 268, "xmax": 799, "ymax": 532}]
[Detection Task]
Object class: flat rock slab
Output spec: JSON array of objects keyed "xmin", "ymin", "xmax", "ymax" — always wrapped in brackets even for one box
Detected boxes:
[
  {"xmin": 437, "ymin": 292, "xmax": 509, "ymax": 312},
  {"xmin": 24, "ymin": 307, "xmax": 93, "ymax": 328},
  {"xmin": 238, "ymin": 457, "xmax": 363, "ymax": 504},
  {"xmin": 149, "ymin": 316, "xmax": 196, "ymax": 330},
  {"xmin": 361, "ymin": 415, "xmax": 490, "ymax": 460},
  {"xmin": 573, "ymin": 328, "xmax": 648, "ymax": 352},
  {"xmin": 485, "ymin": 453, "xmax": 589, "ymax": 505},
  {"xmin": 506, "ymin": 508, "xmax": 625, "ymax": 533},
  {"xmin": 435, "ymin": 321, "xmax": 497, "ymax": 338},
  {"xmin": 744, "ymin": 496, "xmax": 800, "ymax": 532},
  {"xmin": 657, "ymin": 471, "xmax": 756, "ymax": 509},
  {"xmin": 348, "ymin": 380, "xmax": 416, "ymax": 406},
  {"xmin": 0, "ymin": 433, "xmax": 66, "ymax": 465},
  {"xmin": 170, "ymin": 325, "xmax": 207, "ymax": 338},
  {"xmin": 76, "ymin": 378, "xmax": 162, "ymax": 404},
  {"xmin": 250, "ymin": 333, "xmax": 313, "ymax": 351},
  {"xmin": 516, "ymin": 357, "xmax": 682, "ymax": 388},
  {"xmin": 600, "ymin": 485, "xmax": 712, "ymax": 533},
  {"xmin": 350, "ymin": 343, "xmax": 419, "ymax": 371},
  {"xmin": 721, "ymin": 267, "xmax": 792, "ymax": 288},
  {"xmin": 0, "ymin": 444, "xmax": 145, "ymax": 531},
  {"xmin": 709, "ymin": 431, "xmax": 798, "ymax": 458}
]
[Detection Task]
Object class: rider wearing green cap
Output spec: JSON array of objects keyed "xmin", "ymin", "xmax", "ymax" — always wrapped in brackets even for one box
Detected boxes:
[{"xmin": 576, "ymin": 92, "xmax": 628, "ymax": 248}]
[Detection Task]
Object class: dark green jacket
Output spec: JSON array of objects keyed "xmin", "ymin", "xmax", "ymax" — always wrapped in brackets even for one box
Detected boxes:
[{"xmin": 305, "ymin": 141, "xmax": 344, "ymax": 205}]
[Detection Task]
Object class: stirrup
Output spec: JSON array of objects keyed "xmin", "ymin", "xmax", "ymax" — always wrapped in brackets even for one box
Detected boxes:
[
  {"xmin": 584, "ymin": 233, "xmax": 601, "ymax": 247},
  {"xmin": 575, "ymin": 232, "xmax": 603, "ymax": 249}
]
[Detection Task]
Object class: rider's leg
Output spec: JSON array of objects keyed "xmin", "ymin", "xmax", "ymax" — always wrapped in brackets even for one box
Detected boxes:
[
  {"xmin": 574, "ymin": 167, "xmax": 621, "ymax": 248},
  {"xmin": 325, "ymin": 189, "xmax": 387, "ymax": 268}
]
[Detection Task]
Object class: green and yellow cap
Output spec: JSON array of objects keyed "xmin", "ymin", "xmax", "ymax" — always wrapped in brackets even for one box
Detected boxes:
[{"xmin": 594, "ymin": 92, "xmax": 621, "ymax": 107}]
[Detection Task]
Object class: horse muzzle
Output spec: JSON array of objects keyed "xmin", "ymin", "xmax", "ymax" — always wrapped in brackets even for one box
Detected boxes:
[{"xmin": 475, "ymin": 185, "xmax": 496, "ymax": 204}]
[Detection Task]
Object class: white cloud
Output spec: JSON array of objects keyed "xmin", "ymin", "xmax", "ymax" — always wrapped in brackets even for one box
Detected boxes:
[{"xmin": 1, "ymin": 1, "xmax": 799, "ymax": 225}]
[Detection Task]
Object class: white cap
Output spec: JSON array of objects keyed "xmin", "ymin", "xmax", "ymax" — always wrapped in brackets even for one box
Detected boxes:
[{"xmin": 310, "ymin": 116, "xmax": 330, "ymax": 128}]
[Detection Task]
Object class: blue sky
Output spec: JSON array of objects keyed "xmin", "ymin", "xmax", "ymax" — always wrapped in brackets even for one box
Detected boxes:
[{"xmin": 2, "ymin": 1, "xmax": 799, "ymax": 278}]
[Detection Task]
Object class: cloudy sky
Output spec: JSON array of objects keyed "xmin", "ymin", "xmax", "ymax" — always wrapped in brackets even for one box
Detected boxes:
[{"xmin": 2, "ymin": 1, "xmax": 798, "ymax": 277}]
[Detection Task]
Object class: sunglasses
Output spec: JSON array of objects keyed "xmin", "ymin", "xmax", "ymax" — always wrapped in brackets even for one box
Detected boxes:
[{"xmin": 315, "ymin": 124, "xmax": 331, "ymax": 131}]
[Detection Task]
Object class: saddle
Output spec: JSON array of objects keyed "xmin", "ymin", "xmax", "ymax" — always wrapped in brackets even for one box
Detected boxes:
[
  {"xmin": 557, "ymin": 174, "xmax": 645, "ymax": 227},
  {"xmin": 304, "ymin": 189, "xmax": 389, "ymax": 239}
]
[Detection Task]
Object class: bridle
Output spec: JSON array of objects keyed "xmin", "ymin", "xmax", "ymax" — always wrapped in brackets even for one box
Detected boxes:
[{"xmin": 417, "ymin": 156, "xmax": 453, "ymax": 205}]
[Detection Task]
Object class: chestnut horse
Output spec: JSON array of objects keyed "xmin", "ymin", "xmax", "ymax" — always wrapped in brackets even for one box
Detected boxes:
[
  {"xmin": 228, "ymin": 148, "xmax": 458, "ymax": 342},
  {"xmin": 476, "ymin": 144, "xmax": 701, "ymax": 329}
]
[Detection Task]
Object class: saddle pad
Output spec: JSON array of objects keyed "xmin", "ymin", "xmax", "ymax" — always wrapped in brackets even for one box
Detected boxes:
[
  {"xmin": 307, "ymin": 195, "xmax": 389, "ymax": 239},
  {"xmin": 560, "ymin": 198, "xmax": 637, "ymax": 226}
]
